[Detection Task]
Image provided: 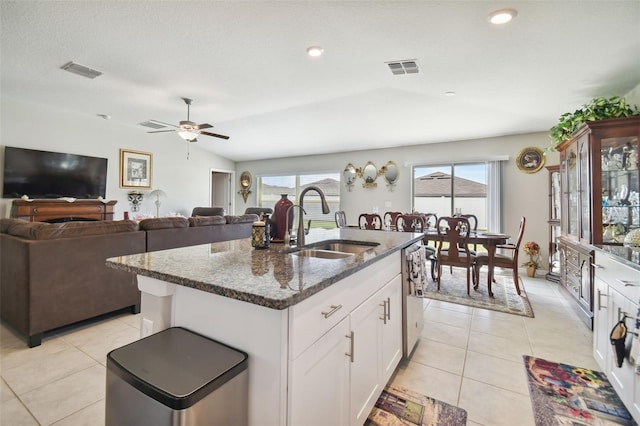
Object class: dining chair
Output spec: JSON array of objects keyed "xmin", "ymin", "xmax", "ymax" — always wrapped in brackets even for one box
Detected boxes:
[
  {"xmin": 414, "ymin": 212, "xmax": 438, "ymax": 280},
  {"xmin": 454, "ymin": 213, "xmax": 479, "ymax": 253},
  {"xmin": 394, "ymin": 214, "xmax": 426, "ymax": 232},
  {"xmin": 383, "ymin": 211, "xmax": 403, "ymax": 229},
  {"xmin": 358, "ymin": 213, "xmax": 382, "ymax": 230},
  {"xmin": 473, "ymin": 216, "xmax": 526, "ymax": 295},
  {"xmin": 435, "ymin": 216, "xmax": 475, "ymax": 295},
  {"xmin": 334, "ymin": 210, "xmax": 347, "ymax": 228}
]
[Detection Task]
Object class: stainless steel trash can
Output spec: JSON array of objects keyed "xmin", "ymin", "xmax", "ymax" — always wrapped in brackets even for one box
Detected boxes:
[{"xmin": 106, "ymin": 327, "xmax": 248, "ymax": 426}]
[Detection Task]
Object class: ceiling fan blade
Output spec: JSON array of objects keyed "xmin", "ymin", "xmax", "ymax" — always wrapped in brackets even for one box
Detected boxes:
[
  {"xmin": 196, "ymin": 123, "xmax": 213, "ymax": 130},
  {"xmin": 148, "ymin": 120, "xmax": 178, "ymax": 128},
  {"xmin": 148, "ymin": 129, "xmax": 177, "ymax": 133},
  {"xmin": 199, "ymin": 130, "xmax": 230, "ymax": 140}
]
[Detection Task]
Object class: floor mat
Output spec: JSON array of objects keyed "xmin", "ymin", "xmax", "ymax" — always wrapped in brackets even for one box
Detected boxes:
[
  {"xmin": 523, "ymin": 355, "xmax": 635, "ymax": 425},
  {"xmin": 366, "ymin": 384, "xmax": 467, "ymax": 425},
  {"xmin": 424, "ymin": 268, "xmax": 534, "ymax": 318}
]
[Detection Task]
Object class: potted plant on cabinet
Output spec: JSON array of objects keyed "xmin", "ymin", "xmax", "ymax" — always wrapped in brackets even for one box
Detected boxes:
[
  {"xmin": 549, "ymin": 96, "xmax": 640, "ymax": 149},
  {"xmin": 522, "ymin": 241, "xmax": 541, "ymax": 277}
]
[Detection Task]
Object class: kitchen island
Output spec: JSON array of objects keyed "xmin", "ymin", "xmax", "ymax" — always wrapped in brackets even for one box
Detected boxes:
[{"xmin": 106, "ymin": 228, "xmax": 423, "ymax": 425}]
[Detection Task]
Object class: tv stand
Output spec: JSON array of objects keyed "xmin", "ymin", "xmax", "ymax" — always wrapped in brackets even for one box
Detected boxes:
[{"xmin": 11, "ymin": 199, "xmax": 117, "ymax": 222}]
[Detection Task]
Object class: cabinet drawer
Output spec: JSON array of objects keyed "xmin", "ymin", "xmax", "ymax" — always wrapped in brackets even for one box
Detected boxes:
[
  {"xmin": 565, "ymin": 246, "xmax": 581, "ymax": 268},
  {"xmin": 289, "ymin": 252, "xmax": 400, "ymax": 360},
  {"xmin": 594, "ymin": 253, "xmax": 640, "ymax": 301}
]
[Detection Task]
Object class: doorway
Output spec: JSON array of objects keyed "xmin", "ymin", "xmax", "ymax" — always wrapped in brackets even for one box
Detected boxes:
[{"xmin": 210, "ymin": 169, "xmax": 233, "ymax": 215}]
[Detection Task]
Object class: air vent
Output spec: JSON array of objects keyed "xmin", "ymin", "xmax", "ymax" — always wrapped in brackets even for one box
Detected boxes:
[
  {"xmin": 138, "ymin": 121, "xmax": 168, "ymax": 130},
  {"xmin": 60, "ymin": 61, "xmax": 103, "ymax": 79},
  {"xmin": 386, "ymin": 60, "xmax": 420, "ymax": 75}
]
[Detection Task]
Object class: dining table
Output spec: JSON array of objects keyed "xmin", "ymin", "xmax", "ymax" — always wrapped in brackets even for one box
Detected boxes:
[{"xmin": 422, "ymin": 229, "xmax": 510, "ymax": 297}]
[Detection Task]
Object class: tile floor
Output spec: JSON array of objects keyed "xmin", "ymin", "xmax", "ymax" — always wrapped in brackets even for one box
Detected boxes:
[{"xmin": 1, "ymin": 273, "xmax": 597, "ymax": 425}]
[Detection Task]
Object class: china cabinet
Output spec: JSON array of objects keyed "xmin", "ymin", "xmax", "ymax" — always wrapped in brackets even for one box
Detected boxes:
[
  {"xmin": 557, "ymin": 116, "xmax": 640, "ymax": 329},
  {"xmin": 546, "ymin": 165, "xmax": 561, "ymax": 282}
]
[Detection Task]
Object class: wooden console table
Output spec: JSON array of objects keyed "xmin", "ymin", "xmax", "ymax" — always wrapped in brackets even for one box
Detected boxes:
[{"xmin": 11, "ymin": 199, "xmax": 117, "ymax": 222}]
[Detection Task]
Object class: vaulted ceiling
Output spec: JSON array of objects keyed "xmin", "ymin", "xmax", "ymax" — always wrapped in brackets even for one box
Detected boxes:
[{"xmin": 2, "ymin": 1, "xmax": 639, "ymax": 161}]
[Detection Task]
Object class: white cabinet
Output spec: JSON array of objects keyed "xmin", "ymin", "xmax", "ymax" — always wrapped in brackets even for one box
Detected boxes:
[
  {"xmin": 289, "ymin": 317, "xmax": 351, "ymax": 426},
  {"xmin": 592, "ymin": 251, "xmax": 640, "ymax": 423},
  {"xmin": 289, "ymin": 262, "xmax": 403, "ymax": 426}
]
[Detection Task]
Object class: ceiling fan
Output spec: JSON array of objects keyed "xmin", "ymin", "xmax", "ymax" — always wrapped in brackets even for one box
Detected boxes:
[{"xmin": 147, "ymin": 98, "xmax": 229, "ymax": 142}]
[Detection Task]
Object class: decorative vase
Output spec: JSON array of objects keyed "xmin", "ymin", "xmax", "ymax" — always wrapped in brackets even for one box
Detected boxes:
[
  {"xmin": 273, "ymin": 194, "xmax": 294, "ymax": 242},
  {"xmin": 527, "ymin": 266, "xmax": 536, "ymax": 278}
]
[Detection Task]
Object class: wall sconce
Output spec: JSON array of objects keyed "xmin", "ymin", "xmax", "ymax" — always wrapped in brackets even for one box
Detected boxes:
[
  {"xmin": 238, "ymin": 171, "xmax": 252, "ymax": 203},
  {"xmin": 127, "ymin": 191, "xmax": 144, "ymax": 212}
]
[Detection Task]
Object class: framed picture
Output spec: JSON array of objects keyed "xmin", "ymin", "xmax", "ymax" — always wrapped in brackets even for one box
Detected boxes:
[
  {"xmin": 120, "ymin": 149, "xmax": 152, "ymax": 189},
  {"xmin": 516, "ymin": 147, "xmax": 545, "ymax": 174}
]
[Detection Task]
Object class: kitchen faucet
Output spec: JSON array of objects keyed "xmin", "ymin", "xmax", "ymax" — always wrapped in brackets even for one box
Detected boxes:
[
  {"xmin": 284, "ymin": 204, "xmax": 305, "ymax": 250},
  {"xmin": 296, "ymin": 186, "xmax": 330, "ymax": 247}
]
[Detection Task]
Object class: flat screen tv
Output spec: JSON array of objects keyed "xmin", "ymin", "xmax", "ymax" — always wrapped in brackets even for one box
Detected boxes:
[{"xmin": 2, "ymin": 147, "xmax": 108, "ymax": 199}]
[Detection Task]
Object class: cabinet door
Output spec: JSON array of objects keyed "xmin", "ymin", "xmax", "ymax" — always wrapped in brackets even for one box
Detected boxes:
[
  {"xmin": 578, "ymin": 252, "xmax": 593, "ymax": 314},
  {"xmin": 593, "ymin": 276, "xmax": 609, "ymax": 370},
  {"xmin": 289, "ymin": 317, "xmax": 351, "ymax": 426},
  {"xmin": 566, "ymin": 142, "xmax": 579, "ymax": 238},
  {"xmin": 350, "ymin": 290, "xmax": 382, "ymax": 425},
  {"xmin": 379, "ymin": 275, "xmax": 403, "ymax": 383},
  {"xmin": 607, "ymin": 287, "xmax": 636, "ymax": 408},
  {"xmin": 578, "ymin": 135, "xmax": 592, "ymax": 243}
]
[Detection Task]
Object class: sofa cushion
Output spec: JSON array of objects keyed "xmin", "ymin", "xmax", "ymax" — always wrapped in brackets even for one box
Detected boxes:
[
  {"xmin": 139, "ymin": 217, "xmax": 189, "ymax": 230},
  {"xmin": 189, "ymin": 216, "xmax": 226, "ymax": 227},
  {"xmin": 6, "ymin": 220, "xmax": 139, "ymax": 240},
  {"xmin": 0, "ymin": 218, "xmax": 29, "ymax": 233},
  {"xmin": 191, "ymin": 207, "xmax": 225, "ymax": 217},
  {"xmin": 225, "ymin": 214, "xmax": 259, "ymax": 224}
]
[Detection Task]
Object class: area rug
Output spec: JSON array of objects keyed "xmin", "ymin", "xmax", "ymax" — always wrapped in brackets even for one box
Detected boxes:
[
  {"xmin": 524, "ymin": 355, "xmax": 635, "ymax": 425},
  {"xmin": 366, "ymin": 384, "xmax": 467, "ymax": 425},
  {"xmin": 424, "ymin": 268, "xmax": 534, "ymax": 318}
]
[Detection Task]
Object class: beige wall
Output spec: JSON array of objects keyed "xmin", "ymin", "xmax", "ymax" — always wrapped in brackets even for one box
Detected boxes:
[
  {"xmin": 237, "ymin": 132, "xmax": 559, "ymax": 269},
  {"xmin": 0, "ymin": 97, "xmax": 235, "ymax": 219}
]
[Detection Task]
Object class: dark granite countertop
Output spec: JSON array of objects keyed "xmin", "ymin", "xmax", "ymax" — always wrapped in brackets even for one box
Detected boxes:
[
  {"xmin": 106, "ymin": 228, "xmax": 423, "ymax": 310},
  {"xmin": 592, "ymin": 244, "xmax": 640, "ymax": 272}
]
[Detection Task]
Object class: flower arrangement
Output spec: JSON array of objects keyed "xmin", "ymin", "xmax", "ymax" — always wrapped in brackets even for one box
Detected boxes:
[{"xmin": 522, "ymin": 241, "xmax": 541, "ymax": 268}]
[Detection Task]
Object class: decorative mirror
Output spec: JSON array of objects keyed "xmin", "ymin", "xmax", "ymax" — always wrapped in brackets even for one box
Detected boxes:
[
  {"xmin": 361, "ymin": 161, "xmax": 378, "ymax": 188},
  {"xmin": 382, "ymin": 161, "xmax": 399, "ymax": 190},
  {"xmin": 343, "ymin": 163, "xmax": 358, "ymax": 191},
  {"xmin": 239, "ymin": 171, "xmax": 252, "ymax": 203}
]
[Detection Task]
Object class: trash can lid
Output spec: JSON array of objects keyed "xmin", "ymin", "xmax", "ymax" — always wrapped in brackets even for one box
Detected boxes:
[{"xmin": 107, "ymin": 327, "xmax": 248, "ymax": 410}]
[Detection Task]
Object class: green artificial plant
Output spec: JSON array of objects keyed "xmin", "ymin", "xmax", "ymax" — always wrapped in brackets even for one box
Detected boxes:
[{"xmin": 549, "ymin": 96, "xmax": 640, "ymax": 149}]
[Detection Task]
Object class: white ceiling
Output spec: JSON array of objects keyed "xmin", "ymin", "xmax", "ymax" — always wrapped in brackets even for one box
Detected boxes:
[{"xmin": 2, "ymin": 1, "xmax": 639, "ymax": 162}]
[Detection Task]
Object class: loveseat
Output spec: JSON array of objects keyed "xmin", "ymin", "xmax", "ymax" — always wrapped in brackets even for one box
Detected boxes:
[{"xmin": 0, "ymin": 214, "xmax": 257, "ymax": 347}]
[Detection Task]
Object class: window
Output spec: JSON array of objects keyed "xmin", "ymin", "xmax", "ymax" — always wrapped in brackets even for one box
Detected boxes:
[
  {"xmin": 258, "ymin": 172, "xmax": 340, "ymax": 229},
  {"xmin": 412, "ymin": 161, "xmax": 503, "ymax": 232}
]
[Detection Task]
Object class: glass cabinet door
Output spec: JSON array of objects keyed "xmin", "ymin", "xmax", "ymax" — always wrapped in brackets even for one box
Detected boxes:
[
  {"xmin": 579, "ymin": 136, "xmax": 591, "ymax": 242},
  {"xmin": 600, "ymin": 135, "xmax": 639, "ymax": 244},
  {"xmin": 566, "ymin": 143, "xmax": 579, "ymax": 239}
]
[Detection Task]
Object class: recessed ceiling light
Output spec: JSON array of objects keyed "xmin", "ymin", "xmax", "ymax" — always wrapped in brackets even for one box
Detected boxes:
[
  {"xmin": 488, "ymin": 8, "xmax": 517, "ymax": 25},
  {"xmin": 97, "ymin": 114, "xmax": 111, "ymax": 120},
  {"xmin": 444, "ymin": 91, "xmax": 456, "ymax": 97},
  {"xmin": 306, "ymin": 46, "xmax": 324, "ymax": 57}
]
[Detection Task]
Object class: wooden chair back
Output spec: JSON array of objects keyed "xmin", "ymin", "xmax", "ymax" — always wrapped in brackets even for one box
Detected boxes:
[
  {"xmin": 395, "ymin": 214, "xmax": 426, "ymax": 232},
  {"xmin": 383, "ymin": 211, "xmax": 402, "ymax": 229},
  {"xmin": 436, "ymin": 216, "xmax": 472, "ymax": 266},
  {"xmin": 358, "ymin": 213, "xmax": 382, "ymax": 230}
]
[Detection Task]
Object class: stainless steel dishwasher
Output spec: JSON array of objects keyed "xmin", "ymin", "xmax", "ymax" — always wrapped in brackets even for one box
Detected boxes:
[{"xmin": 401, "ymin": 242, "xmax": 427, "ymax": 357}]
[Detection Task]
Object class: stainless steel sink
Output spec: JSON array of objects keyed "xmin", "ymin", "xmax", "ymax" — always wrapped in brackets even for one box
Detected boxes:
[
  {"xmin": 289, "ymin": 240, "xmax": 379, "ymax": 259},
  {"xmin": 291, "ymin": 249, "xmax": 354, "ymax": 259}
]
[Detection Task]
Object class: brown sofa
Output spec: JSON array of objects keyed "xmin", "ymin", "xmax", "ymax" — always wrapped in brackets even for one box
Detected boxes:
[{"xmin": 0, "ymin": 214, "xmax": 257, "ymax": 347}]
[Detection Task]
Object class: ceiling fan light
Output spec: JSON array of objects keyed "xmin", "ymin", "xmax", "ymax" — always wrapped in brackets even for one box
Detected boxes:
[
  {"xmin": 178, "ymin": 130, "xmax": 198, "ymax": 141},
  {"xmin": 306, "ymin": 46, "xmax": 324, "ymax": 57}
]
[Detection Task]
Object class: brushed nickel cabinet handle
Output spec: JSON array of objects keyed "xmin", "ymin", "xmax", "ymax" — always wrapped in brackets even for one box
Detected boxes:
[
  {"xmin": 591, "ymin": 263, "xmax": 603, "ymax": 269},
  {"xmin": 379, "ymin": 301, "xmax": 387, "ymax": 324},
  {"xmin": 321, "ymin": 304, "xmax": 342, "ymax": 318},
  {"xmin": 345, "ymin": 331, "xmax": 354, "ymax": 363},
  {"xmin": 386, "ymin": 297, "xmax": 391, "ymax": 321},
  {"xmin": 597, "ymin": 289, "xmax": 607, "ymax": 311},
  {"xmin": 618, "ymin": 279, "xmax": 640, "ymax": 287}
]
